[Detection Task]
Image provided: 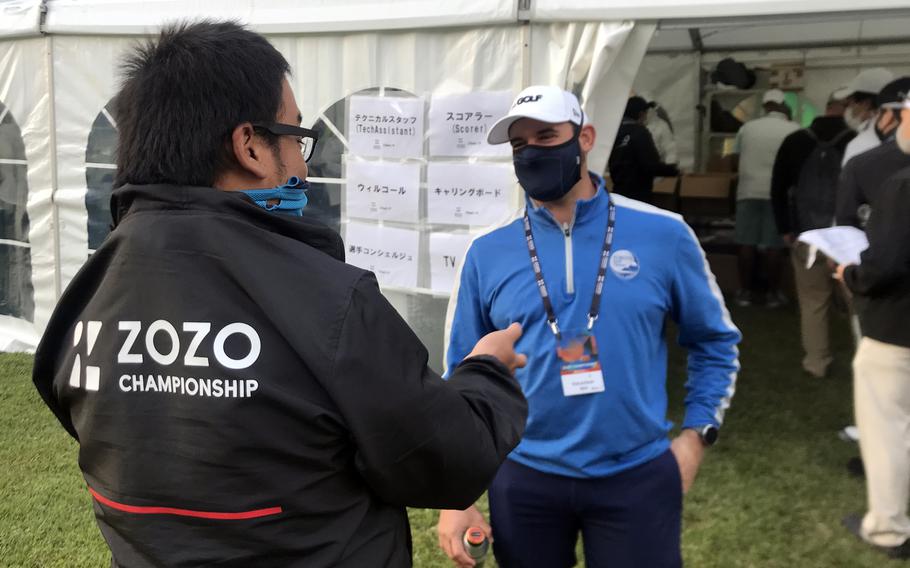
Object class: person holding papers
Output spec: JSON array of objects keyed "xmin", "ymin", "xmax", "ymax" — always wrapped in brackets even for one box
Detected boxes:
[
  {"xmin": 834, "ymin": 96, "xmax": 910, "ymax": 560},
  {"xmin": 771, "ymin": 90, "xmax": 855, "ymax": 378},
  {"xmin": 437, "ymin": 86, "xmax": 740, "ymax": 568}
]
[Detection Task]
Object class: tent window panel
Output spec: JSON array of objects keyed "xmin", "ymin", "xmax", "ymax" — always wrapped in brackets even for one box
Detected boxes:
[
  {"xmin": 302, "ymin": 182, "xmax": 340, "ymax": 235},
  {"xmin": 86, "ymin": 103, "xmax": 117, "ymax": 164},
  {"xmin": 86, "ymin": 167, "xmax": 114, "ymax": 250},
  {"xmin": 0, "ymin": 107, "xmax": 27, "ymax": 160},
  {"xmin": 0, "ymin": 243, "xmax": 34, "ymax": 321},
  {"xmin": 0, "ymin": 102, "xmax": 34, "ymax": 322},
  {"xmin": 306, "ymin": 87, "xmax": 415, "ymax": 231},
  {"xmin": 85, "ymin": 100, "xmax": 117, "ymax": 253},
  {"xmin": 0, "ymin": 163, "xmax": 30, "ymax": 242}
]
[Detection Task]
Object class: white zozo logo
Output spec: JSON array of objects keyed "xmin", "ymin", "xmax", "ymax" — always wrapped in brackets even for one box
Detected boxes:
[{"xmin": 69, "ymin": 321, "xmax": 103, "ymax": 391}]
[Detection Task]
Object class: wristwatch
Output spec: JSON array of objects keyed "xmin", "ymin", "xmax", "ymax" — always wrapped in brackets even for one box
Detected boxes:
[{"xmin": 688, "ymin": 424, "xmax": 719, "ymax": 446}]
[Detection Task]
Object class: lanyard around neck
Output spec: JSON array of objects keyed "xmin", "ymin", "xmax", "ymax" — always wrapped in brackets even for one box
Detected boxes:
[{"xmin": 522, "ymin": 200, "xmax": 616, "ymax": 338}]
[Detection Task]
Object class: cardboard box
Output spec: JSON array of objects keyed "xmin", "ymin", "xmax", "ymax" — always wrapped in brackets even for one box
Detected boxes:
[
  {"xmin": 652, "ymin": 176, "xmax": 678, "ymax": 195},
  {"xmin": 769, "ymin": 64, "xmax": 804, "ymax": 90},
  {"xmin": 706, "ymin": 154, "xmax": 737, "ymax": 173},
  {"xmin": 680, "ymin": 174, "xmax": 733, "ymax": 199}
]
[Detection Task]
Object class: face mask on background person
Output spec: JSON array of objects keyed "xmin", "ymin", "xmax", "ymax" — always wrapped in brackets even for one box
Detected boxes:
[
  {"xmin": 239, "ymin": 176, "xmax": 309, "ymax": 216},
  {"xmin": 844, "ymin": 105, "xmax": 866, "ymax": 132},
  {"xmin": 512, "ymin": 129, "xmax": 583, "ymax": 203}
]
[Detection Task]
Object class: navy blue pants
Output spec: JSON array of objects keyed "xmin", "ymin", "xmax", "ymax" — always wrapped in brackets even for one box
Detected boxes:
[{"xmin": 488, "ymin": 450, "xmax": 682, "ymax": 568}]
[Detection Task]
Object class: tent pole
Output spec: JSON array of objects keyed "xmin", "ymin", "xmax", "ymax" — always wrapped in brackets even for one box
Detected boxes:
[
  {"xmin": 44, "ymin": 34, "xmax": 62, "ymax": 301},
  {"xmin": 520, "ymin": 22, "xmax": 530, "ymax": 89},
  {"xmin": 694, "ymin": 49, "xmax": 704, "ymax": 172}
]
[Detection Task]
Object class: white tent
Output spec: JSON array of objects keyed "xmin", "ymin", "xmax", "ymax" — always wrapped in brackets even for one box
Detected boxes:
[
  {"xmin": 632, "ymin": 2, "xmax": 910, "ymax": 170},
  {"xmin": 0, "ymin": 0, "xmax": 907, "ymax": 368},
  {"xmin": 0, "ymin": 0, "xmax": 654, "ymax": 368}
]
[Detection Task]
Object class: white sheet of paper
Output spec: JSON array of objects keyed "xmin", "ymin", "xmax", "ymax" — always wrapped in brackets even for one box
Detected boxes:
[
  {"xmin": 345, "ymin": 222, "xmax": 419, "ymax": 288},
  {"xmin": 797, "ymin": 226, "xmax": 869, "ymax": 266},
  {"xmin": 348, "ymin": 96, "xmax": 425, "ymax": 159},
  {"xmin": 429, "ymin": 233, "xmax": 474, "ymax": 293},
  {"xmin": 345, "ymin": 159, "xmax": 420, "ymax": 223},
  {"xmin": 427, "ymin": 162, "xmax": 515, "ymax": 226},
  {"xmin": 428, "ymin": 91, "xmax": 513, "ymax": 157}
]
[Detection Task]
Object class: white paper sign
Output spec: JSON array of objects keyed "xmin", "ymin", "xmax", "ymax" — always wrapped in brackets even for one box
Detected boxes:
[
  {"xmin": 345, "ymin": 222, "xmax": 419, "ymax": 288},
  {"xmin": 345, "ymin": 159, "xmax": 420, "ymax": 223},
  {"xmin": 798, "ymin": 226, "xmax": 869, "ymax": 266},
  {"xmin": 428, "ymin": 91, "xmax": 513, "ymax": 157},
  {"xmin": 348, "ymin": 96, "xmax": 425, "ymax": 159},
  {"xmin": 429, "ymin": 233, "xmax": 474, "ymax": 293},
  {"xmin": 427, "ymin": 162, "xmax": 515, "ymax": 226}
]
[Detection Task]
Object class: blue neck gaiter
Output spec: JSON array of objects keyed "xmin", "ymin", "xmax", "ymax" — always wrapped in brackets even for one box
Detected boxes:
[{"xmin": 239, "ymin": 176, "xmax": 309, "ymax": 217}]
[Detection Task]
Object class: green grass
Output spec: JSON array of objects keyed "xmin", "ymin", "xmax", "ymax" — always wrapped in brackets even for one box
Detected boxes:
[{"xmin": 0, "ymin": 306, "xmax": 901, "ymax": 566}]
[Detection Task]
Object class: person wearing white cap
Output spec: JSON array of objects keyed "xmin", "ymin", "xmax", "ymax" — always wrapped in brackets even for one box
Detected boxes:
[
  {"xmin": 437, "ymin": 85, "xmax": 741, "ymax": 568},
  {"xmin": 833, "ymin": 92, "xmax": 910, "ymax": 561},
  {"xmin": 841, "ymin": 67, "xmax": 895, "ymax": 166},
  {"xmin": 730, "ymin": 89, "xmax": 799, "ymax": 309}
]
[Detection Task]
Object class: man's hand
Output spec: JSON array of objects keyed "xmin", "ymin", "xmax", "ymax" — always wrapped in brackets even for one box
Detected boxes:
[
  {"xmin": 467, "ymin": 322, "xmax": 527, "ymax": 374},
  {"xmin": 437, "ymin": 506, "xmax": 491, "ymax": 567},
  {"xmin": 833, "ymin": 263, "xmax": 852, "ymax": 282},
  {"xmin": 670, "ymin": 429, "xmax": 706, "ymax": 494}
]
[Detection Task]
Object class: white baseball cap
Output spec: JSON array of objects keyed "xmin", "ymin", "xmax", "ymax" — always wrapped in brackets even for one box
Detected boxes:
[
  {"xmin": 845, "ymin": 68, "xmax": 894, "ymax": 97},
  {"xmin": 762, "ymin": 89, "xmax": 786, "ymax": 104},
  {"xmin": 488, "ymin": 86, "xmax": 584, "ymax": 145},
  {"xmin": 829, "ymin": 86, "xmax": 851, "ymax": 102}
]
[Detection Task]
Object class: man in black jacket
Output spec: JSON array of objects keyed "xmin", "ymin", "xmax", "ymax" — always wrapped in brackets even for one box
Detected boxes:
[
  {"xmin": 32, "ymin": 22, "xmax": 528, "ymax": 568},
  {"xmin": 770, "ymin": 93, "xmax": 855, "ymax": 378},
  {"xmin": 835, "ymin": 97, "xmax": 910, "ymax": 560},
  {"xmin": 608, "ymin": 96, "xmax": 679, "ymax": 203},
  {"xmin": 836, "ymin": 77, "xmax": 910, "ymax": 229}
]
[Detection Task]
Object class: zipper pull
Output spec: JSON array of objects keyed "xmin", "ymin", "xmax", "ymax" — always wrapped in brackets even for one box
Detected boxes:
[{"xmin": 562, "ymin": 222, "xmax": 571, "ymax": 237}]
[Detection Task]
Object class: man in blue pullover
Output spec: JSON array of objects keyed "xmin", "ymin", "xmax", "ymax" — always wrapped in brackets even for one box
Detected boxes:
[{"xmin": 437, "ymin": 86, "xmax": 741, "ymax": 568}]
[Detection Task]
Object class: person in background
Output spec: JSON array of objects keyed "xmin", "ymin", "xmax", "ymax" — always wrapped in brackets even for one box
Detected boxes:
[
  {"xmin": 835, "ymin": 93, "xmax": 910, "ymax": 561},
  {"xmin": 608, "ymin": 96, "xmax": 679, "ymax": 203},
  {"xmin": 833, "ymin": 77, "xmax": 910, "ymax": 476},
  {"xmin": 731, "ymin": 89, "xmax": 800, "ymax": 308},
  {"xmin": 836, "ymin": 77, "xmax": 910, "ymax": 229},
  {"xmin": 438, "ymin": 86, "xmax": 740, "ymax": 568},
  {"xmin": 639, "ymin": 93, "xmax": 679, "ymax": 166},
  {"xmin": 771, "ymin": 89, "xmax": 855, "ymax": 379},
  {"xmin": 841, "ymin": 68, "xmax": 895, "ymax": 167}
]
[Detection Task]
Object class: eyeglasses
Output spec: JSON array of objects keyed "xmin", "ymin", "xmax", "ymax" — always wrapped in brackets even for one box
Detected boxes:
[{"xmin": 252, "ymin": 122, "xmax": 319, "ymax": 162}]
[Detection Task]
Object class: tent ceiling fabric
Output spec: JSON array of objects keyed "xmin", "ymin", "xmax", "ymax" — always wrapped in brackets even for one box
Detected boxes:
[
  {"xmin": 43, "ymin": 0, "xmax": 517, "ymax": 34},
  {"xmin": 649, "ymin": 15, "xmax": 910, "ymax": 52},
  {"xmin": 532, "ymin": 0, "xmax": 910, "ymax": 21},
  {"xmin": 0, "ymin": 0, "xmax": 43, "ymax": 39}
]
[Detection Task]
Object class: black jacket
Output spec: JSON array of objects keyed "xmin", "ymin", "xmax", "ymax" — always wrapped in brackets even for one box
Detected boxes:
[
  {"xmin": 844, "ymin": 166, "xmax": 910, "ymax": 348},
  {"xmin": 771, "ymin": 116, "xmax": 855, "ymax": 235},
  {"xmin": 32, "ymin": 184, "xmax": 527, "ymax": 567},
  {"xmin": 608, "ymin": 119, "xmax": 679, "ymax": 202},
  {"xmin": 835, "ymin": 137, "xmax": 909, "ymax": 228}
]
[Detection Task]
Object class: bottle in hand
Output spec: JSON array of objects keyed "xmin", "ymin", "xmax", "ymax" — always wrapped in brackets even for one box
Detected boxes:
[{"xmin": 463, "ymin": 526, "xmax": 489, "ymax": 566}]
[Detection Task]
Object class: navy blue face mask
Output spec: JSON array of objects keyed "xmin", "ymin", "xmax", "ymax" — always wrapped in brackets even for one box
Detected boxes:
[
  {"xmin": 239, "ymin": 176, "xmax": 309, "ymax": 217},
  {"xmin": 512, "ymin": 129, "xmax": 582, "ymax": 203}
]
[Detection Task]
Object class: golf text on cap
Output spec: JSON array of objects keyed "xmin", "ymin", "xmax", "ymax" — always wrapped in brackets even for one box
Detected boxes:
[{"xmin": 515, "ymin": 95, "xmax": 543, "ymax": 106}]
